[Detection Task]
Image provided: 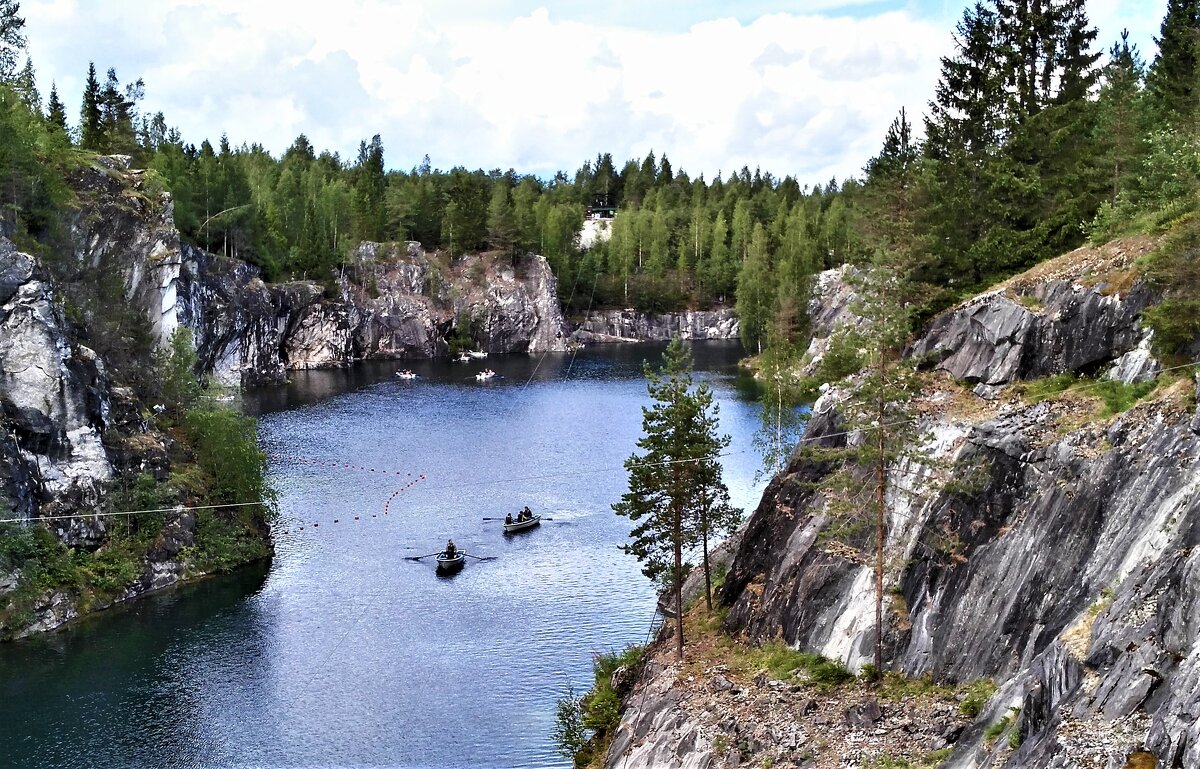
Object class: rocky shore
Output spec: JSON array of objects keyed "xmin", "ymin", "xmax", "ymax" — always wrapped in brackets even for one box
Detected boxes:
[{"xmin": 602, "ymin": 237, "xmax": 1200, "ymax": 769}]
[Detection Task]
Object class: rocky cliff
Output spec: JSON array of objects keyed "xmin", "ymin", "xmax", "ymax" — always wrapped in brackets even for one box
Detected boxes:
[
  {"xmin": 1, "ymin": 157, "xmax": 570, "ymax": 637},
  {"xmin": 604, "ymin": 238, "xmax": 1200, "ymax": 769},
  {"xmin": 575, "ymin": 308, "xmax": 739, "ymax": 344}
]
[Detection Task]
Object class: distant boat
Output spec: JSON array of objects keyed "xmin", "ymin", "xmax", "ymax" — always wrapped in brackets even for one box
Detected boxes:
[
  {"xmin": 436, "ymin": 550, "xmax": 465, "ymax": 573},
  {"xmin": 454, "ymin": 352, "xmax": 472, "ymax": 363},
  {"xmin": 503, "ymin": 514, "xmax": 541, "ymax": 534},
  {"xmin": 468, "ymin": 350, "xmax": 488, "ymax": 359},
  {"xmin": 475, "ymin": 369, "xmax": 497, "ymax": 381},
  {"xmin": 396, "ymin": 370, "xmax": 418, "ymax": 380}
]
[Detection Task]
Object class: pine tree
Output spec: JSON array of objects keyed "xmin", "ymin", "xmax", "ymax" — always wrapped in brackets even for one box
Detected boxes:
[
  {"xmin": 613, "ymin": 337, "xmax": 733, "ymax": 660},
  {"xmin": 1145, "ymin": 0, "xmax": 1200, "ymax": 124},
  {"xmin": 800, "ymin": 253, "xmax": 930, "ymax": 678},
  {"xmin": 79, "ymin": 62, "xmax": 102, "ymax": 150}
]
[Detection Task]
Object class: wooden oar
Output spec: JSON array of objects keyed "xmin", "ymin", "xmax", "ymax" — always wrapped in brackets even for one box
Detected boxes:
[
  {"xmin": 464, "ymin": 553, "xmax": 497, "ymax": 561},
  {"xmin": 404, "ymin": 552, "xmax": 442, "ymax": 561},
  {"xmin": 482, "ymin": 516, "xmax": 555, "ymax": 521}
]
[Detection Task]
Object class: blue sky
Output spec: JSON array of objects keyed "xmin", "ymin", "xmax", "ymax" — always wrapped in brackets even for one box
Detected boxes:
[{"xmin": 21, "ymin": 1, "xmax": 1167, "ymax": 183}]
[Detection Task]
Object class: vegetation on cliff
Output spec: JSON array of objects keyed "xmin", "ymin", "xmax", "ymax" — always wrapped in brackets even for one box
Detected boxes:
[{"xmin": 0, "ymin": 328, "xmax": 275, "ymax": 639}]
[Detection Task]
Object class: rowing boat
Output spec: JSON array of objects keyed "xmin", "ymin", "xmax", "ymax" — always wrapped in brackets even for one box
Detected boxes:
[
  {"xmin": 436, "ymin": 550, "xmax": 465, "ymax": 572},
  {"xmin": 503, "ymin": 514, "xmax": 541, "ymax": 534}
]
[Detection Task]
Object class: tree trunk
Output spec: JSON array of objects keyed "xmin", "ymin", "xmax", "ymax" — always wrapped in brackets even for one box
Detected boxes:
[
  {"xmin": 673, "ymin": 465, "xmax": 685, "ymax": 661},
  {"xmin": 874, "ymin": 389, "xmax": 886, "ymax": 680},
  {"xmin": 702, "ymin": 528, "xmax": 712, "ymax": 611}
]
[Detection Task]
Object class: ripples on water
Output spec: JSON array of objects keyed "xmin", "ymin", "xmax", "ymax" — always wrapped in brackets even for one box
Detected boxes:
[{"xmin": 0, "ymin": 342, "xmax": 769, "ymax": 768}]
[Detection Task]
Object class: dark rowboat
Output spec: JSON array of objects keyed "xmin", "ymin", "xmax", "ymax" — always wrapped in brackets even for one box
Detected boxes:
[
  {"xmin": 436, "ymin": 550, "xmax": 465, "ymax": 573},
  {"xmin": 503, "ymin": 514, "xmax": 541, "ymax": 534}
]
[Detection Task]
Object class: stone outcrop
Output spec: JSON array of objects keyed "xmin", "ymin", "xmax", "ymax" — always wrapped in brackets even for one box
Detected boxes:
[
  {"xmin": 64, "ymin": 159, "xmax": 569, "ymax": 387},
  {"xmin": 188, "ymin": 245, "xmax": 569, "ymax": 387},
  {"xmin": 575, "ymin": 308, "xmax": 738, "ymax": 344},
  {"xmin": 2, "ymin": 158, "xmax": 574, "ymax": 637},
  {"xmin": 605, "ymin": 237, "xmax": 1200, "ymax": 769},
  {"xmin": 1, "ymin": 237, "xmax": 113, "ymax": 522},
  {"xmin": 909, "ymin": 239, "xmax": 1159, "ymax": 386}
]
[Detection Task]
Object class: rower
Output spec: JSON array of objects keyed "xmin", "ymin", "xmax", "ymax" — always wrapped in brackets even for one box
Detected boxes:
[
  {"xmin": 505, "ymin": 513, "xmax": 513, "ymax": 525},
  {"xmin": 445, "ymin": 539, "xmax": 457, "ymax": 557}
]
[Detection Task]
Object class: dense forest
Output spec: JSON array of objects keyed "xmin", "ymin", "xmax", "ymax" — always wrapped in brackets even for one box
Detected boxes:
[{"xmin": 1, "ymin": 0, "xmax": 1198, "ymax": 358}]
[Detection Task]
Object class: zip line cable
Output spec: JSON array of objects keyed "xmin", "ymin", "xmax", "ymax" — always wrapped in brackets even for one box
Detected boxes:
[
  {"xmin": 524, "ymin": 258, "xmax": 585, "ymax": 389},
  {"xmin": 565, "ymin": 271, "xmax": 600, "ymax": 380}
]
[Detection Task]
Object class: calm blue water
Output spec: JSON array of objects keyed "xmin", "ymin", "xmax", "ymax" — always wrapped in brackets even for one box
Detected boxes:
[{"xmin": 0, "ymin": 341, "xmax": 767, "ymax": 769}]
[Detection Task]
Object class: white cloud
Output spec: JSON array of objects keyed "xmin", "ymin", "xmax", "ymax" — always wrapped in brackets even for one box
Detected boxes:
[{"xmin": 17, "ymin": 1, "xmax": 1164, "ymax": 184}]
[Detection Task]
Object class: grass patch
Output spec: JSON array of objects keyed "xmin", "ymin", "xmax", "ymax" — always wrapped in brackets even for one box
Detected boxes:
[
  {"xmin": 984, "ymin": 707, "xmax": 1020, "ymax": 745},
  {"xmin": 1016, "ymin": 293, "xmax": 1044, "ymax": 311},
  {"xmin": 957, "ymin": 679, "xmax": 998, "ymax": 718},
  {"xmin": 733, "ymin": 642, "xmax": 854, "ymax": 690},
  {"xmin": 878, "ymin": 672, "xmax": 953, "ymax": 701},
  {"xmin": 1015, "ymin": 373, "xmax": 1159, "ymax": 418}
]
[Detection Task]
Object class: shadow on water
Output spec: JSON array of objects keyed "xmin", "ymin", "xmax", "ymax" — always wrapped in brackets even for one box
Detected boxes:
[{"xmin": 0, "ymin": 563, "xmax": 270, "ymax": 769}]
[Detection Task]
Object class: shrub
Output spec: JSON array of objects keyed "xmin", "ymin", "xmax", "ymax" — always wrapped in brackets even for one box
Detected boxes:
[{"xmin": 958, "ymin": 679, "xmax": 997, "ymax": 718}]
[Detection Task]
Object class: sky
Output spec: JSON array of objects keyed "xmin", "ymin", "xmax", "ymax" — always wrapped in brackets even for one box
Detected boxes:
[{"xmin": 22, "ymin": 0, "xmax": 1167, "ymax": 184}]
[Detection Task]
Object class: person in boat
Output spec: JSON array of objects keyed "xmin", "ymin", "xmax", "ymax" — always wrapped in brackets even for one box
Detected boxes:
[
  {"xmin": 504, "ymin": 513, "xmax": 513, "ymax": 525},
  {"xmin": 444, "ymin": 539, "xmax": 457, "ymax": 558},
  {"xmin": 521, "ymin": 506, "xmax": 532, "ymax": 521}
]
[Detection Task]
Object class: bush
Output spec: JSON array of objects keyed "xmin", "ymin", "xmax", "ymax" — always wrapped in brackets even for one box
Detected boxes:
[
  {"xmin": 182, "ymin": 405, "xmax": 273, "ymax": 506},
  {"xmin": 552, "ymin": 685, "xmax": 589, "ymax": 764}
]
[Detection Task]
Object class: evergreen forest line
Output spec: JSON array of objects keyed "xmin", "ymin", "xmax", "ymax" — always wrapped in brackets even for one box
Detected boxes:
[{"xmin": 1, "ymin": 0, "xmax": 1198, "ymax": 358}]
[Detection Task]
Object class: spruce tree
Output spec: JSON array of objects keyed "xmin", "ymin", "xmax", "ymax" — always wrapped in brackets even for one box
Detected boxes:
[
  {"xmin": 79, "ymin": 62, "xmax": 102, "ymax": 150},
  {"xmin": 1145, "ymin": 0, "xmax": 1200, "ymax": 124},
  {"xmin": 13, "ymin": 55, "xmax": 36, "ymax": 111},
  {"xmin": 613, "ymin": 337, "xmax": 733, "ymax": 660},
  {"xmin": 1096, "ymin": 31, "xmax": 1147, "ymax": 203},
  {"xmin": 486, "ymin": 182, "xmax": 516, "ymax": 258},
  {"xmin": 0, "ymin": 0, "xmax": 24, "ymax": 82},
  {"xmin": 45, "ymin": 81, "xmax": 68, "ymax": 135}
]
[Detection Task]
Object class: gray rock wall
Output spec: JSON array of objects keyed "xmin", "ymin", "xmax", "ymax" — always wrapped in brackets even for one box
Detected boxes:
[
  {"xmin": 575, "ymin": 308, "xmax": 738, "ymax": 343},
  {"xmin": 182, "ymin": 243, "xmax": 569, "ymax": 387},
  {"xmin": 0, "ymin": 238, "xmax": 112, "ymax": 523},
  {"xmin": 909, "ymin": 281, "xmax": 1154, "ymax": 385},
  {"xmin": 608, "ymin": 241, "xmax": 1200, "ymax": 769}
]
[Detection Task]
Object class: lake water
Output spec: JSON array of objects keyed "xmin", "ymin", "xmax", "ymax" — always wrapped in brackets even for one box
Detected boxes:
[{"xmin": 0, "ymin": 341, "xmax": 768, "ymax": 769}]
